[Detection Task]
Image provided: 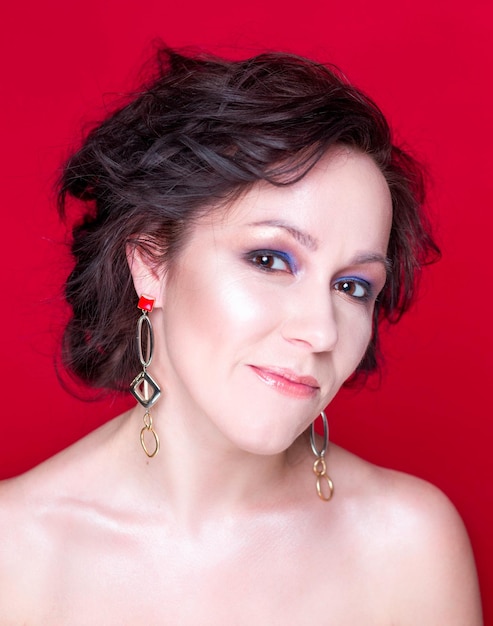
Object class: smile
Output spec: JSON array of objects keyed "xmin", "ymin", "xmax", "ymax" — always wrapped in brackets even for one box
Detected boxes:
[{"xmin": 248, "ymin": 365, "xmax": 320, "ymax": 399}]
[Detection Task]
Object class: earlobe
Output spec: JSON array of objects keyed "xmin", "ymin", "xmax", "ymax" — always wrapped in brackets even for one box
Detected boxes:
[{"xmin": 126, "ymin": 242, "xmax": 166, "ymax": 308}]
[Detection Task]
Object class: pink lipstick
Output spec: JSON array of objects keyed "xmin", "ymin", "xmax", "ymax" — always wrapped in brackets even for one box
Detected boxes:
[{"xmin": 249, "ymin": 365, "xmax": 319, "ymax": 399}]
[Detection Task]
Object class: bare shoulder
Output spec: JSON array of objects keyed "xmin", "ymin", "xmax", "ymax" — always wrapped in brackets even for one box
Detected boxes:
[
  {"xmin": 330, "ymin": 445, "xmax": 483, "ymax": 625},
  {"xmin": 0, "ymin": 460, "xmax": 61, "ymax": 618},
  {"xmin": 0, "ymin": 415, "xmax": 126, "ymax": 620},
  {"xmin": 0, "ymin": 413, "xmax": 127, "ymax": 528}
]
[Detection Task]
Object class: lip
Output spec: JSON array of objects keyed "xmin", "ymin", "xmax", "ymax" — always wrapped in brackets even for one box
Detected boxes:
[{"xmin": 248, "ymin": 365, "xmax": 320, "ymax": 399}]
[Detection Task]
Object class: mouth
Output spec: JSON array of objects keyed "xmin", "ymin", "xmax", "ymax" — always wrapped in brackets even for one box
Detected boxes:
[{"xmin": 248, "ymin": 365, "xmax": 320, "ymax": 399}]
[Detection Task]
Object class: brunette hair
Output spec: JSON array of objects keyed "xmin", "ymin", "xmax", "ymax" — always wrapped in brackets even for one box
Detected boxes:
[{"xmin": 58, "ymin": 46, "xmax": 439, "ymax": 392}]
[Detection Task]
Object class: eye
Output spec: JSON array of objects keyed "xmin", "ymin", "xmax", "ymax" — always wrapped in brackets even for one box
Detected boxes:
[
  {"xmin": 334, "ymin": 278, "xmax": 371, "ymax": 300},
  {"xmin": 248, "ymin": 250, "xmax": 295, "ymax": 273}
]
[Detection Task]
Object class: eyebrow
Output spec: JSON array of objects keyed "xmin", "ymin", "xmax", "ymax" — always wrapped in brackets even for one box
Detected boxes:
[
  {"xmin": 247, "ymin": 220, "xmax": 319, "ymax": 250},
  {"xmin": 247, "ymin": 219, "xmax": 391, "ymax": 273},
  {"xmin": 351, "ymin": 252, "xmax": 392, "ymax": 274}
]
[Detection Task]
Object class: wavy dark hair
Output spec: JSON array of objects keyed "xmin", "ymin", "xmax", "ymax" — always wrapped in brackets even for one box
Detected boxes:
[{"xmin": 58, "ymin": 46, "xmax": 439, "ymax": 392}]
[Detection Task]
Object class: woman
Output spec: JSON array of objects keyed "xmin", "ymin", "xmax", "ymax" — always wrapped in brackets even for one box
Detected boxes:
[{"xmin": 0, "ymin": 47, "xmax": 482, "ymax": 624}]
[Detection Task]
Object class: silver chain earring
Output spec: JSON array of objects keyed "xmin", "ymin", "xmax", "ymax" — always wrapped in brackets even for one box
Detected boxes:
[
  {"xmin": 130, "ymin": 295, "xmax": 161, "ymax": 458},
  {"xmin": 310, "ymin": 411, "xmax": 334, "ymax": 501}
]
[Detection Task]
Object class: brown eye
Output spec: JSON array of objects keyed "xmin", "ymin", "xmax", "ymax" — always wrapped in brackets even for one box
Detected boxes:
[
  {"xmin": 335, "ymin": 279, "xmax": 369, "ymax": 299},
  {"xmin": 339, "ymin": 281, "xmax": 355, "ymax": 295},
  {"xmin": 256, "ymin": 254, "xmax": 274, "ymax": 268},
  {"xmin": 250, "ymin": 251, "xmax": 292, "ymax": 272}
]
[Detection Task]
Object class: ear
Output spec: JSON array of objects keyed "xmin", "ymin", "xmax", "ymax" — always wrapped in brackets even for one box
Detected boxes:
[{"xmin": 126, "ymin": 241, "xmax": 166, "ymax": 308}]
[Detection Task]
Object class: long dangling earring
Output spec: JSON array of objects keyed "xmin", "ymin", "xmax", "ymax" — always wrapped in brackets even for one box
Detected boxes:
[
  {"xmin": 310, "ymin": 411, "xmax": 334, "ymax": 502},
  {"xmin": 130, "ymin": 295, "xmax": 161, "ymax": 458}
]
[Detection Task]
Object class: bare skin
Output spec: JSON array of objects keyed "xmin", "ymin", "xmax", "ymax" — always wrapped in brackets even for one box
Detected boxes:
[
  {"xmin": 0, "ymin": 150, "xmax": 483, "ymax": 623},
  {"xmin": 0, "ymin": 413, "xmax": 482, "ymax": 625}
]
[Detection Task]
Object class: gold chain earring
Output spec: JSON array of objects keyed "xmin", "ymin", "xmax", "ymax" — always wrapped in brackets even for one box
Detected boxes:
[
  {"xmin": 310, "ymin": 411, "xmax": 334, "ymax": 501},
  {"xmin": 130, "ymin": 295, "xmax": 161, "ymax": 458}
]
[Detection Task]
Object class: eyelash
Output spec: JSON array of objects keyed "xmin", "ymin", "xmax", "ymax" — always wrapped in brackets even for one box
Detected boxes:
[
  {"xmin": 333, "ymin": 277, "xmax": 372, "ymax": 302},
  {"xmin": 247, "ymin": 250, "xmax": 296, "ymax": 273},
  {"xmin": 246, "ymin": 250, "xmax": 373, "ymax": 301}
]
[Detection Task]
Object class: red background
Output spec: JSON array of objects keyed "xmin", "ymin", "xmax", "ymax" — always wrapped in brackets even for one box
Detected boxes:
[{"xmin": 1, "ymin": 0, "xmax": 492, "ymax": 619}]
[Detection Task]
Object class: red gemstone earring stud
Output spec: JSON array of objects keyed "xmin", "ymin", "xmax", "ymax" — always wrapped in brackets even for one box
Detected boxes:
[{"xmin": 130, "ymin": 294, "xmax": 161, "ymax": 457}]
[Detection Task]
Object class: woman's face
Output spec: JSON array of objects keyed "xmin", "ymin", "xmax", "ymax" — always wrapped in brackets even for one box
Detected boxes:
[{"xmin": 150, "ymin": 147, "xmax": 392, "ymax": 455}]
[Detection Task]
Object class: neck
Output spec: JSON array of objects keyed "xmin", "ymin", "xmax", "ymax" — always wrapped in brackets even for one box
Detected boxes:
[{"xmin": 119, "ymin": 401, "xmax": 308, "ymax": 525}]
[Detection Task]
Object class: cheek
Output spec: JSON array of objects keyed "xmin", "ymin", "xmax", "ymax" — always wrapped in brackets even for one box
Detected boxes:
[
  {"xmin": 216, "ymin": 278, "xmax": 269, "ymax": 330},
  {"xmin": 338, "ymin": 307, "xmax": 374, "ymax": 372},
  {"xmin": 166, "ymin": 266, "xmax": 276, "ymax": 348}
]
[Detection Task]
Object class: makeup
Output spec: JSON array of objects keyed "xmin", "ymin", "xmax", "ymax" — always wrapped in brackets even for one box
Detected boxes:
[
  {"xmin": 245, "ymin": 249, "xmax": 298, "ymax": 274},
  {"xmin": 248, "ymin": 365, "xmax": 319, "ymax": 399}
]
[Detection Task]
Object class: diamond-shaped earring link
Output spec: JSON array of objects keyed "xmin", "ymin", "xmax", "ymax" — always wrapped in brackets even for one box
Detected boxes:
[
  {"xmin": 130, "ymin": 370, "xmax": 161, "ymax": 408},
  {"xmin": 130, "ymin": 307, "xmax": 161, "ymax": 410},
  {"xmin": 131, "ymin": 297, "xmax": 161, "ymax": 458}
]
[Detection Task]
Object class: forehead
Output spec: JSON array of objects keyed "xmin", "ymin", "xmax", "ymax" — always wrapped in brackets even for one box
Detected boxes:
[{"xmin": 211, "ymin": 147, "xmax": 392, "ymax": 245}]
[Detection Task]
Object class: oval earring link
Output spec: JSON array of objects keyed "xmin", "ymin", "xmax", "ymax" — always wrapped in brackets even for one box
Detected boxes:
[
  {"xmin": 140, "ymin": 411, "xmax": 160, "ymax": 458},
  {"xmin": 310, "ymin": 411, "xmax": 334, "ymax": 502},
  {"xmin": 130, "ymin": 295, "xmax": 162, "ymax": 458}
]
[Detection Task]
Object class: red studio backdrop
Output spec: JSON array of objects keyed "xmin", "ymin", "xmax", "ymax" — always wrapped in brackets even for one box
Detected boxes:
[{"xmin": 1, "ymin": 0, "xmax": 492, "ymax": 619}]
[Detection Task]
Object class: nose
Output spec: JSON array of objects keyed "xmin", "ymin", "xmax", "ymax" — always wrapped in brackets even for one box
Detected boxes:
[{"xmin": 281, "ymin": 289, "xmax": 338, "ymax": 353}]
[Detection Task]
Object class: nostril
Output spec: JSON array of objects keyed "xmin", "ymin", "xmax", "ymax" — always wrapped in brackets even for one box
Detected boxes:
[{"xmin": 281, "ymin": 307, "xmax": 338, "ymax": 353}]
